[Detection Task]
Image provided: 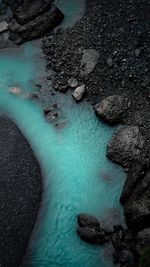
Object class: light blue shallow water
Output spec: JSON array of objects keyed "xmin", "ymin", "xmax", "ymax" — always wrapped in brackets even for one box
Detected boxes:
[
  {"xmin": 0, "ymin": 1, "xmax": 126, "ymax": 266},
  {"xmin": 0, "ymin": 42, "xmax": 126, "ymax": 267}
]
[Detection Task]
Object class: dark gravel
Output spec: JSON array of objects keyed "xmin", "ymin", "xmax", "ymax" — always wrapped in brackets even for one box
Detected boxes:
[
  {"xmin": 0, "ymin": 115, "xmax": 42, "ymax": 267},
  {"xmin": 42, "ymin": 0, "xmax": 150, "ymax": 147}
]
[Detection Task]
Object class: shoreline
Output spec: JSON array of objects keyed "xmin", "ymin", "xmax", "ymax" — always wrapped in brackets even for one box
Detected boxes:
[{"xmin": 0, "ymin": 0, "xmax": 150, "ymax": 266}]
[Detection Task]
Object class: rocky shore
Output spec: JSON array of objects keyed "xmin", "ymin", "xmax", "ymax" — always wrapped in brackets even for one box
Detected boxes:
[
  {"xmin": 41, "ymin": 0, "xmax": 150, "ymax": 266},
  {"xmin": 0, "ymin": 0, "xmax": 64, "ymax": 46},
  {"xmin": 0, "ymin": 0, "xmax": 150, "ymax": 266},
  {"xmin": 0, "ymin": 115, "xmax": 42, "ymax": 267}
]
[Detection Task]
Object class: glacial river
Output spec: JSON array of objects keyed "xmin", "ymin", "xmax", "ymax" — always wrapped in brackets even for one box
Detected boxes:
[{"xmin": 0, "ymin": 1, "xmax": 126, "ymax": 266}]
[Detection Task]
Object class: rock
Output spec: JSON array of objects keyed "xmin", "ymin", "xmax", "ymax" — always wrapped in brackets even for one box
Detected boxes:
[
  {"xmin": 72, "ymin": 84, "xmax": 86, "ymax": 101},
  {"xmin": 14, "ymin": 0, "xmax": 52, "ymax": 25},
  {"xmin": 113, "ymin": 249, "xmax": 134, "ymax": 265},
  {"xmin": 106, "ymin": 126, "xmax": 144, "ymax": 169},
  {"xmin": 27, "ymin": 92, "xmax": 39, "ymax": 100},
  {"xmin": 0, "ymin": 116, "xmax": 42, "ymax": 267},
  {"xmin": 77, "ymin": 226, "xmax": 107, "ymax": 245},
  {"xmin": 0, "ymin": 21, "xmax": 8, "ymax": 33},
  {"xmin": 95, "ymin": 95, "xmax": 126, "ymax": 125},
  {"xmin": 135, "ymin": 228, "xmax": 150, "ymax": 249},
  {"xmin": 106, "ymin": 57, "xmax": 113, "ymax": 67},
  {"xmin": 124, "ymin": 170, "xmax": 150, "ymax": 232},
  {"xmin": 80, "ymin": 49, "xmax": 99, "ymax": 76},
  {"xmin": 44, "ymin": 107, "xmax": 53, "ymax": 115},
  {"xmin": 53, "ymin": 76, "xmax": 68, "ymax": 93},
  {"xmin": 68, "ymin": 77, "xmax": 78, "ymax": 88},
  {"xmin": 78, "ymin": 214, "xmax": 100, "ymax": 228},
  {"xmin": 135, "ymin": 48, "xmax": 141, "ymax": 57},
  {"xmin": 120, "ymin": 160, "xmax": 148, "ymax": 204},
  {"xmin": 9, "ymin": 5, "xmax": 64, "ymax": 44},
  {"xmin": 8, "ymin": 86, "xmax": 22, "ymax": 95}
]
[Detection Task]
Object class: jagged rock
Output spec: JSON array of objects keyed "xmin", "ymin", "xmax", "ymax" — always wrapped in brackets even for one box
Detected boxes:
[
  {"xmin": 113, "ymin": 249, "xmax": 134, "ymax": 265},
  {"xmin": 95, "ymin": 95, "xmax": 126, "ymax": 125},
  {"xmin": 9, "ymin": 5, "xmax": 64, "ymax": 44},
  {"xmin": 77, "ymin": 226, "xmax": 107, "ymax": 245},
  {"xmin": 14, "ymin": 0, "xmax": 52, "ymax": 25},
  {"xmin": 135, "ymin": 228, "xmax": 150, "ymax": 249},
  {"xmin": 124, "ymin": 170, "xmax": 150, "ymax": 232},
  {"xmin": 0, "ymin": 116, "xmax": 42, "ymax": 267},
  {"xmin": 0, "ymin": 21, "xmax": 8, "ymax": 33},
  {"xmin": 72, "ymin": 84, "xmax": 86, "ymax": 101},
  {"xmin": 120, "ymin": 160, "xmax": 148, "ymax": 204},
  {"xmin": 106, "ymin": 126, "xmax": 144, "ymax": 169},
  {"xmin": 78, "ymin": 214, "xmax": 100, "ymax": 228}
]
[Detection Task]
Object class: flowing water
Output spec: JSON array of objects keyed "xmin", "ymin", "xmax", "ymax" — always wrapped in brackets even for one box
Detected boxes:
[{"xmin": 0, "ymin": 1, "xmax": 126, "ymax": 266}]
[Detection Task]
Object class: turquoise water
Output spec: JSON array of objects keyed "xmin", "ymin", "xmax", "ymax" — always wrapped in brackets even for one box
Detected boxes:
[
  {"xmin": 0, "ymin": 2, "xmax": 126, "ymax": 266},
  {"xmin": 0, "ymin": 43, "xmax": 126, "ymax": 267},
  {"xmin": 55, "ymin": 0, "xmax": 85, "ymax": 28}
]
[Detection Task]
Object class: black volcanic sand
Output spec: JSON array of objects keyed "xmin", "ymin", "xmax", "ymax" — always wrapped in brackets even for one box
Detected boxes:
[
  {"xmin": 0, "ymin": 115, "xmax": 42, "ymax": 267},
  {"xmin": 42, "ymin": 0, "xmax": 150, "ymax": 148}
]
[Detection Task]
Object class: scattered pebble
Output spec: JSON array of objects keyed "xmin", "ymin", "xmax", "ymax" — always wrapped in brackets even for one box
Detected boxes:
[
  {"xmin": 106, "ymin": 57, "xmax": 113, "ymax": 67},
  {"xmin": 68, "ymin": 77, "xmax": 78, "ymax": 88}
]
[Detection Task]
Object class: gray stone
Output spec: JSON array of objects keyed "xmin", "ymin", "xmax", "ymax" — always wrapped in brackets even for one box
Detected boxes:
[
  {"xmin": 80, "ymin": 49, "xmax": 99, "ymax": 75},
  {"xmin": 68, "ymin": 77, "xmax": 78, "ymax": 88},
  {"xmin": 0, "ymin": 21, "xmax": 8, "ymax": 33},
  {"xmin": 72, "ymin": 84, "xmax": 86, "ymax": 101}
]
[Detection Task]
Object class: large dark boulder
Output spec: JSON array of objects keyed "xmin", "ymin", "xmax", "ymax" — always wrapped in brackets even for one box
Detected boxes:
[
  {"xmin": 106, "ymin": 126, "xmax": 144, "ymax": 170},
  {"xmin": 77, "ymin": 214, "xmax": 107, "ymax": 245},
  {"xmin": 120, "ymin": 160, "xmax": 148, "ymax": 204},
  {"xmin": 77, "ymin": 226, "xmax": 107, "ymax": 245},
  {"xmin": 95, "ymin": 95, "xmax": 127, "ymax": 125},
  {"xmin": 135, "ymin": 228, "xmax": 150, "ymax": 249},
  {"xmin": 0, "ymin": 115, "xmax": 42, "ymax": 267},
  {"xmin": 9, "ymin": 5, "xmax": 64, "ymax": 44},
  {"xmin": 77, "ymin": 214, "xmax": 100, "ymax": 228},
  {"xmin": 124, "ymin": 170, "xmax": 150, "ymax": 232},
  {"xmin": 14, "ymin": 0, "xmax": 53, "ymax": 25}
]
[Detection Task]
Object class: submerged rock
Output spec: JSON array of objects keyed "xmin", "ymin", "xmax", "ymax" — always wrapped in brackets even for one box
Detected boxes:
[
  {"xmin": 72, "ymin": 84, "xmax": 86, "ymax": 101},
  {"xmin": 0, "ymin": 115, "xmax": 42, "ymax": 267},
  {"xmin": 106, "ymin": 126, "xmax": 144, "ymax": 169},
  {"xmin": 8, "ymin": 86, "xmax": 22, "ymax": 95},
  {"xmin": 95, "ymin": 95, "xmax": 127, "ymax": 125}
]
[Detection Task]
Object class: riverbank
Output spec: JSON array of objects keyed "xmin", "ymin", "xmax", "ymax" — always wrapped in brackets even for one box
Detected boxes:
[
  {"xmin": 0, "ymin": 115, "xmax": 42, "ymax": 267},
  {"xmin": 0, "ymin": 0, "xmax": 150, "ymax": 266},
  {"xmin": 42, "ymin": 0, "xmax": 150, "ymax": 266}
]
